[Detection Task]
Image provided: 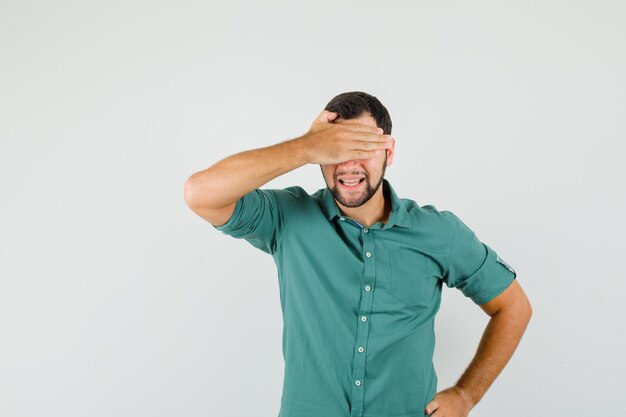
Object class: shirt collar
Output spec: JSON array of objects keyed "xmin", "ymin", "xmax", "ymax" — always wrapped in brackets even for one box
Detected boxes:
[{"xmin": 319, "ymin": 178, "xmax": 411, "ymax": 229}]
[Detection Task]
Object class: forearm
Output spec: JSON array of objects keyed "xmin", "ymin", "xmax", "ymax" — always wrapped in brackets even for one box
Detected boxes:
[
  {"xmin": 454, "ymin": 306, "xmax": 531, "ymax": 407},
  {"xmin": 185, "ymin": 136, "xmax": 310, "ymax": 209}
]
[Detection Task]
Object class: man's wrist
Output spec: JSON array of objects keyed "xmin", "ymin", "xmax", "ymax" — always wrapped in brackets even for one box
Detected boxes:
[
  {"xmin": 454, "ymin": 384, "xmax": 478, "ymax": 408},
  {"xmin": 285, "ymin": 135, "xmax": 312, "ymax": 165}
]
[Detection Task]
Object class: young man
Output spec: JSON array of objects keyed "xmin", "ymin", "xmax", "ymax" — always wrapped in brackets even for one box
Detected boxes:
[{"xmin": 184, "ymin": 91, "xmax": 532, "ymax": 417}]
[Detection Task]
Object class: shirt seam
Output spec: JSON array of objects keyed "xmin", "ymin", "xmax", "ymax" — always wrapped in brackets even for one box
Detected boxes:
[
  {"xmin": 274, "ymin": 194, "xmax": 285, "ymax": 254},
  {"xmin": 445, "ymin": 212, "xmax": 456, "ymax": 280}
]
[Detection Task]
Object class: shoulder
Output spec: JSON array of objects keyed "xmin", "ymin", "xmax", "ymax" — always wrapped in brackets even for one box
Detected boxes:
[
  {"xmin": 260, "ymin": 185, "xmax": 308, "ymax": 201},
  {"xmin": 278, "ymin": 185, "xmax": 311, "ymax": 203},
  {"xmin": 402, "ymin": 197, "xmax": 454, "ymax": 230},
  {"xmin": 261, "ymin": 185, "xmax": 318, "ymax": 211}
]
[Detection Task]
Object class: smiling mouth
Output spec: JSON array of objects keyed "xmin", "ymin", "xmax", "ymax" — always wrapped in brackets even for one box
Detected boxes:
[{"xmin": 338, "ymin": 178, "xmax": 366, "ymax": 189}]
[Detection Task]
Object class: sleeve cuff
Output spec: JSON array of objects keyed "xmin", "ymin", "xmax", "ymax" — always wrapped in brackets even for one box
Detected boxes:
[{"xmin": 459, "ymin": 243, "xmax": 517, "ymax": 305}]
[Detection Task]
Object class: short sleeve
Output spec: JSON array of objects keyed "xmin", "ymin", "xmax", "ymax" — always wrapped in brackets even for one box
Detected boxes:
[
  {"xmin": 212, "ymin": 188, "xmax": 286, "ymax": 255},
  {"xmin": 442, "ymin": 211, "xmax": 517, "ymax": 305}
]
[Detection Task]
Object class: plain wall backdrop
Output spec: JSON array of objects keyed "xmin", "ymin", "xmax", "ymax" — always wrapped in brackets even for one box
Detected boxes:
[{"xmin": 1, "ymin": 1, "xmax": 624, "ymax": 416}]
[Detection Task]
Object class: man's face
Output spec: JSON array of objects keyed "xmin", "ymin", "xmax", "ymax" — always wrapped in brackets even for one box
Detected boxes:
[{"xmin": 320, "ymin": 113, "xmax": 394, "ymax": 208}]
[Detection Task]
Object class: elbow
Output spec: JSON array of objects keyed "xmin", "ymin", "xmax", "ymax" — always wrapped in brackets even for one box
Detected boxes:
[
  {"xmin": 516, "ymin": 282, "xmax": 533, "ymax": 322},
  {"xmin": 500, "ymin": 294, "xmax": 533, "ymax": 323},
  {"xmin": 522, "ymin": 290, "xmax": 533, "ymax": 320},
  {"xmin": 184, "ymin": 175, "xmax": 203, "ymax": 209},
  {"xmin": 517, "ymin": 297, "xmax": 533, "ymax": 328},
  {"xmin": 184, "ymin": 173, "xmax": 222, "ymax": 210}
]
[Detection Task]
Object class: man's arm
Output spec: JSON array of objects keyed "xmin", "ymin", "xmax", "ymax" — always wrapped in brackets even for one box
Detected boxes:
[
  {"xmin": 183, "ymin": 109, "xmax": 391, "ymax": 226},
  {"xmin": 457, "ymin": 279, "xmax": 531, "ymax": 402},
  {"xmin": 425, "ymin": 279, "xmax": 532, "ymax": 416},
  {"xmin": 184, "ymin": 137, "xmax": 310, "ymax": 227}
]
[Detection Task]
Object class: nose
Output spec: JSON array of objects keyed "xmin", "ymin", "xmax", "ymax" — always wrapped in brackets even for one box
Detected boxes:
[
  {"xmin": 339, "ymin": 159, "xmax": 361, "ymax": 168},
  {"xmin": 337, "ymin": 160, "xmax": 366, "ymax": 176},
  {"xmin": 338, "ymin": 162, "xmax": 361, "ymax": 173}
]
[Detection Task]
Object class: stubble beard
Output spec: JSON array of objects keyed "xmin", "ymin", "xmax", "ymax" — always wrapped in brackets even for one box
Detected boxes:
[{"xmin": 326, "ymin": 154, "xmax": 388, "ymax": 208}]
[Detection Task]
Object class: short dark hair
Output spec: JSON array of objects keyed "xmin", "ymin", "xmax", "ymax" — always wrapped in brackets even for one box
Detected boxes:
[{"xmin": 324, "ymin": 91, "xmax": 392, "ymax": 134}]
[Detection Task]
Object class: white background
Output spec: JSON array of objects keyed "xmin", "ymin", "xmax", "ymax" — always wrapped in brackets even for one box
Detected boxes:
[{"xmin": 1, "ymin": 1, "xmax": 624, "ymax": 416}]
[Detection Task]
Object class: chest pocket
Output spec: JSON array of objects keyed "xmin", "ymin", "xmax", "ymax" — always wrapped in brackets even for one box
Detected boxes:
[{"xmin": 388, "ymin": 250, "xmax": 440, "ymax": 307}]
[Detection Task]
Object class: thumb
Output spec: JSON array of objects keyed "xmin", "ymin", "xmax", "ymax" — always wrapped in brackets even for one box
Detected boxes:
[{"xmin": 316, "ymin": 110, "xmax": 339, "ymax": 123}]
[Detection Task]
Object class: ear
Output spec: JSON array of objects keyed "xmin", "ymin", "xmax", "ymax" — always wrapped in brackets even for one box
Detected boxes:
[{"xmin": 386, "ymin": 138, "xmax": 395, "ymax": 166}]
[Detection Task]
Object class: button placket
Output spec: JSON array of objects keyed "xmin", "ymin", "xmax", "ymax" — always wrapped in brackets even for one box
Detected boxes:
[{"xmin": 349, "ymin": 224, "xmax": 375, "ymax": 417}]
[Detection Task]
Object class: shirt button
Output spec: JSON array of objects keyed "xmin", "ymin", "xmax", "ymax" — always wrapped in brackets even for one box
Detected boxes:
[
  {"xmin": 365, "ymin": 251, "xmax": 372, "ymax": 258},
  {"xmin": 363, "ymin": 228, "xmax": 369, "ymax": 233},
  {"xmin": 339, "ymin": 217, "xmax": 345, "ymax": 221},
  {"xmin": 364, "ymin": 285, "xmax": 371, "ymax": 291},
  {"xmin": 361, "ymin": 315, "xmax": 367, "ymax": 322},
  {"xmin": 358, "ymin": 346, "xmax": 365, "ymax": 353},
  {"xmin": 355, "ymin": 380, "xmax": 362, "ymax": 386}
]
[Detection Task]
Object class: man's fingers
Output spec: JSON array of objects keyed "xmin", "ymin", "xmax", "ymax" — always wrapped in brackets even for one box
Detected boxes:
[
  {"xmin": 425, "ymin": 399, "xmax": 438, "ymax": 415},
  {"xmin": 316, "ymin": 110, "xmax": 339, "ymax": 123},
  {"xmin": 352, "ymin": 123, "xmax": 384, "ymax": 134},
  {"xmin": 351, "ymin": 133, "xmax": 394, "ymax": 147},
  {"xmin": 352, "ymin": 148, "xmax": 388, "ymax": 160}
]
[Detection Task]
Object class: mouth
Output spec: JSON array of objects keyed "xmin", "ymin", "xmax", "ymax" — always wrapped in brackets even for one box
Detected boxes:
[{"xmin": 338, "ymin": 177, "xmax": 366, "ymax": 190}]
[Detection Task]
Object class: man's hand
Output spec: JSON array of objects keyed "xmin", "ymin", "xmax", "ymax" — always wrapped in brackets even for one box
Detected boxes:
[
  {"xmin": 297, "ymin": 109, "xmax": 393, "ymax": 165},
  {"xmin": 184, "ymin": 108, "xmax": 393, "ymax": 224},
  {"xmin": 425, "ymin": 385, "xmax": 474, "ymax": 417}
]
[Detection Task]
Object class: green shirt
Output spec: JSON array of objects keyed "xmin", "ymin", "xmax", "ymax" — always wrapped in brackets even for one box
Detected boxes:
[{"xmin": 213, "ymin": 178, "xmax": 516, "ymax": 417}]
